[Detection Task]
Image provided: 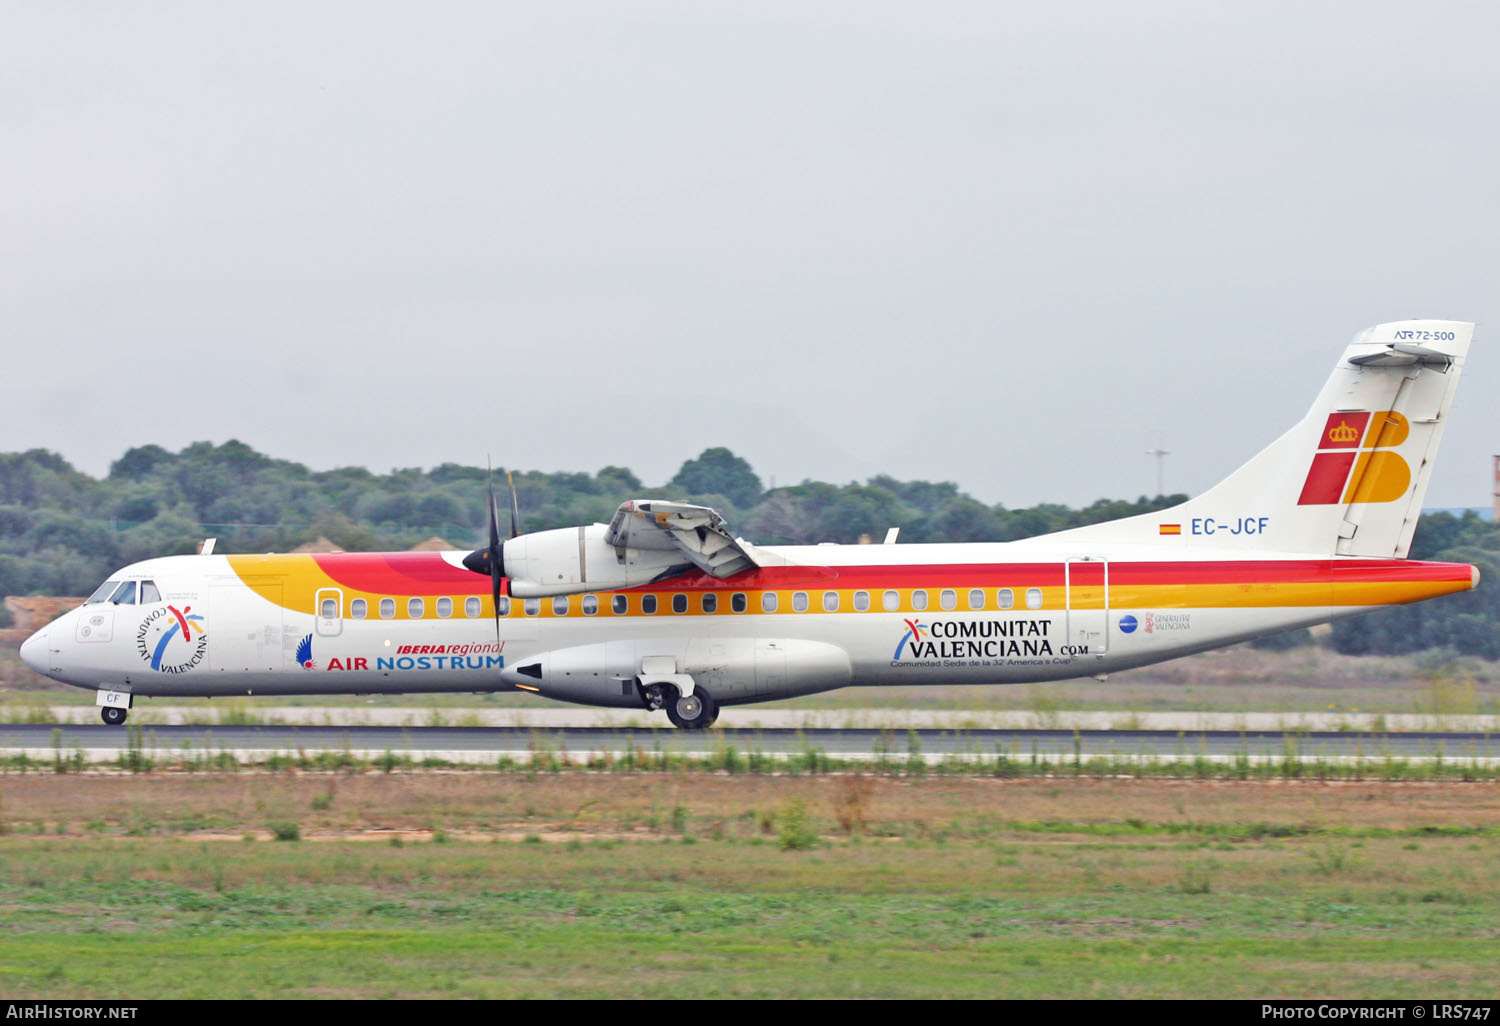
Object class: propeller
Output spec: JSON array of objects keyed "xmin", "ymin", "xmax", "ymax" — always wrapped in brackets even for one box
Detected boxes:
[{"xmin": 461, "ymin": 460, "xmax": 512, "ymax": 644}]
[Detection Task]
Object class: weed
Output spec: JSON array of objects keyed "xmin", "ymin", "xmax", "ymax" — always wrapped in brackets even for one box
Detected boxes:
[
  {"xmin": 756, "ymin": 808, "xmax": 775, "ymax": 836},
  {"xmin": 213, "ymin": 702, "xmax": 264, "ymax": 727},
  {"xmin": 1308, "ymin": 845, "xmax": 1356, "ymax": 875},
  {"xmin": 905, "ymin": 730, "xmax": 925, "ymax": 777},
  {"xmin": 834, "ymin": 774, "xmax": 873, "ymax": 836},
  {"xmin": 711, "ymin": 740, "xmax": 742, "ymax": 774},
  {"xmin": 778, "ymin": 797, "xmax": 819, "ymax": 851},
  {"xmin": 119, "ymin": 724, "xmax": 152, "ymax": 773},
  {"xmin": 1176, "ymin": 858, "xmax": 1216, "ymax": 894}
]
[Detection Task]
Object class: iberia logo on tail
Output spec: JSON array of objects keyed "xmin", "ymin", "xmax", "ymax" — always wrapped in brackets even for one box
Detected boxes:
[{"xmin": 1297, "ymin": 411, "xmax": 1411, "ymax": 505}]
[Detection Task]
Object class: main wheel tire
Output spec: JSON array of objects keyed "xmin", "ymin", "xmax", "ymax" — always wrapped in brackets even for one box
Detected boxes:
[
  {"xmin": 665, "ymin": 689, "xmax": 718, "ymax": 730},
  {"xmin": 100, "ymin": 706, "xmax": 127, "ymax": 726}
]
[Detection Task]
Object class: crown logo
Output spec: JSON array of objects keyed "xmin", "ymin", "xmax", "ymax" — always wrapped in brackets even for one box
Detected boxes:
[{"xmin": 1328, "ymin": 421, "xmax": 1359, "ymax": 443}]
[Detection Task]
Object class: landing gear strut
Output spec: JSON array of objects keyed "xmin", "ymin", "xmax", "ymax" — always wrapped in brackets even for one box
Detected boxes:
[{"xmin": 101, "ymin": 706, "xmax": 127, "ymax": 726}]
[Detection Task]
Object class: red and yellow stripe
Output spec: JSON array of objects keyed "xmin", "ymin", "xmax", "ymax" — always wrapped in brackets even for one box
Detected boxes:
[{"xmin": 225, "ymin": 553, "xmax": 1475, "ymax": 620}]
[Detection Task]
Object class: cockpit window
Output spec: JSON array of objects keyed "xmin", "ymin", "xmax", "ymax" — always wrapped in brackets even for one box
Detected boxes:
[
  {"xmin": 139, "ymin": 581, "xmax": 161, "ymax": 604},
  {"xmin": 87, "ymin": 581, "xmax": 121, "ymax": 604},
  {"xmin": 109, "ymin": 581, "xmax": 138, "ymax": 605}
]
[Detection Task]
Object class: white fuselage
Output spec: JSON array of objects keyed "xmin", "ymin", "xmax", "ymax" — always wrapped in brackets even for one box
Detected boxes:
[{"xmin": 20, "ymin": 540, "xmax": 1474, "ymax": 711}]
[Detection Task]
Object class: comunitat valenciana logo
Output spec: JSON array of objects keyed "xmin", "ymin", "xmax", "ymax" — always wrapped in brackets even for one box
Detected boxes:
[
  {"xmin": 893, "ymin": 619, "xmax": 927, "ymax": 659},
  {"xmin": 136, "ymin": 605, "xmax": 207, "ymax": 673},
  {"xmin": 894, "ymin": 618, "xmax": 1054, "ymax": 659}
]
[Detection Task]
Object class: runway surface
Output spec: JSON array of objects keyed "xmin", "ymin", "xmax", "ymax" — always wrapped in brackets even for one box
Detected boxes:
[{"xmin": 1, "ymin": 722, "xmax": 1495, "ymax": 763}]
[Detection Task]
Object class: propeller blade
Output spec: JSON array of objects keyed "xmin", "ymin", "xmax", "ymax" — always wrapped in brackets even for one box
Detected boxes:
[
  {"xmin": 488, "ymin": 464, "xmax": 502, "ymax": 552},
  {"xmin": 489, "ymin": 463, "xmax": 505, "ymax": 645},
  {"xmin": 507, "ymin": 470, "xmax": 522, "ymax": 539}
]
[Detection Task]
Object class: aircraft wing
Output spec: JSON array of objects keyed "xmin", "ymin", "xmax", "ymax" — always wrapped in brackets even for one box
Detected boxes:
[{"xmin": 604, "ymin": 500, "xmax": 759, "ymax": 578}]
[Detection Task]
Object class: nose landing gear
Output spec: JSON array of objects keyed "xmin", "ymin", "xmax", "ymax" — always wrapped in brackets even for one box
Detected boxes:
[{"xmin": 97, "ymin": 689, "xmax": 132, "ymax": 726}]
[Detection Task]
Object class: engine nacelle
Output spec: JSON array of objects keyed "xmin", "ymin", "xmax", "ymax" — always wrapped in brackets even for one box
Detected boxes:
[
  {"xmin": 501, "ymin": 638, "xmax": 852, "ymax": 708},
  {"xmin": 503, "ymin": 524, "xmax": 686, "ymax": 598}
]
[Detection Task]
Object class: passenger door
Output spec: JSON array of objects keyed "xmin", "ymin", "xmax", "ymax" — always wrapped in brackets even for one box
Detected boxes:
[{"xmin": 1064, "ymin": 558, "xmax": 1109, "ymax": 657}]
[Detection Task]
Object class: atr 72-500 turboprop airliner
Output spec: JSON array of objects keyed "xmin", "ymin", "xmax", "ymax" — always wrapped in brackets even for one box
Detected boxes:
[{"xmin": 19, "ymin": 320, "xmax": 1481, "ymax": 728}]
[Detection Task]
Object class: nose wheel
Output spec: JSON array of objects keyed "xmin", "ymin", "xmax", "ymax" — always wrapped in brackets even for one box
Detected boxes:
[
  {"xmin": 101, "ymin": 706, "xmax": 127, "ymax": 726},
  {"xmin": 665, "ymin": 689, "xmax": 718, "ymax": 730}
]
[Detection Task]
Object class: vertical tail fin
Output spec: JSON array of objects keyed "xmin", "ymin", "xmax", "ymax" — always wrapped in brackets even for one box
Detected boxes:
[{"xmin": 1048, "ymin": 320, "xmax": 1473, "ymax": 557}]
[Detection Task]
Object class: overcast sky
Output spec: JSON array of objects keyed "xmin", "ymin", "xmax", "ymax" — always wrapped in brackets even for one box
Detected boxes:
[{"xmin": 3, "ymin": 2, "xmax": 1497, "ymax": 510}]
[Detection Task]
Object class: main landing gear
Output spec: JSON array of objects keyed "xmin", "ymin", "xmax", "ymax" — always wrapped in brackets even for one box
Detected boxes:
[
  {"xmin": 101, "ymin": 706, "xmax": 127, "ymax": 726},
  {"xmin": 640, "ymin": 680, "xmax": 720, "ymax": 730},
  {"xmin": 666, "ymin": 688, "xmax": 718, "ymax": 730}
]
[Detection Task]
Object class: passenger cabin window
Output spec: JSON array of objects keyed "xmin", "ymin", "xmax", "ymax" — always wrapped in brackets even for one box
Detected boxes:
[
  {"xmin": 321, "ymin": 598, "xmax": 338, "ymax": 619},
  {"xmin": 582, "ymin": 595, "xmax": 598, "ymax": 616},
  {"xmin": 140, "ymin": 581, "xmax": 161, "ymax": 604},
  {"xmin": 940, "ymin": 589, "xmax": 957, "ymax": 610},
  {"xmin": 436, "ymin": 597, "xmax": 452, "ymax": 618},
  {"xmin": 1025, "ymin": 587, "xmax": 1043, "ymax": 610},
  {"xmin": 524, "ymin": 598, "xmax": 541, "ymax": 617},
  {"xmin": 731, "ymin": 593, "xmax": 747, "ymax": 613},
  {"xmin": 408, "ymin": 598, "xmax": 424, "ymax": 619},
  {"xmin": 464, "ymin": 596, "xmax": 481, "ymax": 617},
  {"xmin": 823, "ymin": 591, "xmax": 839, "ymax": 612},
  {"xmin": 553, "ymin": 596, "xmax": 569, "ymax": 616},
  {"xmin": 702, "ymin": 593, "xmax": 717, "ymax": 614},
  {"xmin": 793, "ymin": 592, "xmax": 809, "ymax": 612},
  {"xmin": 911, "ymin": 590, "xmax": 928, "ymax": 611},
  {"xmin": 612, "ymin": 595, "xmax": 628, "ymax": 615},
  {"xmin": 968, "ymin": 589, "xmax": 985, "ymax": 610},
  {"xmin": 642, "ymin": 595, "xmax": 658, "ymax": 614},
  {"xmin": 882, "ymin": 590, "xmax": 900, "ymax": 611},
  {"xmin": 854, "ymin": 591, "xmax": 870, "ymax": 612},
  {"xmin": 761, "ymin": 593, "xmax": 778, "ymax": 613},
  {"xmin": 997, "ymin": 588, "xmax": 1014, "ymax": 610},
  {"xmin": 672, "ymin": 594, "xmax": 687, "ymax": 614},
  {"xmin": 379, "ymin": 598, "xmax": 396, "ymax": 619},
  {"xmin": 351, "ymin": 598, "xmax": 368, "ymax": 619}
]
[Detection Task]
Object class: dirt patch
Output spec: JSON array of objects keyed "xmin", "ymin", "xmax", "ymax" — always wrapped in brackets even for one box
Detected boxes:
[{"xmin": 2, "ymin": 773, "xmax": 1497, "ymax": 840}]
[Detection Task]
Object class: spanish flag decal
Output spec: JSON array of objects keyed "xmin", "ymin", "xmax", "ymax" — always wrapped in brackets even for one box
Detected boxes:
[{"xmin": 1159, "ymin": 524, "xmax": 1182, "ymax": 536}]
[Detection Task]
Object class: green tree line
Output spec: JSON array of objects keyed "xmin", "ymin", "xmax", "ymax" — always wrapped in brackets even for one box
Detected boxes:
[{"xmin": 0, "ymin": 442, "xmax": 1494, "ymax": 658}]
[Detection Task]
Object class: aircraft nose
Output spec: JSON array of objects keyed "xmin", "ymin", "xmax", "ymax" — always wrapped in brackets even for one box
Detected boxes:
[{"xmin": 19, "ymin": 629, "xmax": 49, "ymax": 674}]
